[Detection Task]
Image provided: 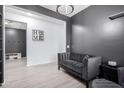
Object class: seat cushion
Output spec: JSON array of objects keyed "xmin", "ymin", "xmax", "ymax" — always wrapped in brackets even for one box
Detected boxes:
[{"xmin": 62, "ymin": 60, "xmax": 83, "ymax": 74}]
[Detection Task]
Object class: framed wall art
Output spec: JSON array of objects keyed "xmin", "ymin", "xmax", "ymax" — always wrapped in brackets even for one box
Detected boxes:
[{"xmin": 32, "ymin": 29, "xmax": 44, "ymax": 41}]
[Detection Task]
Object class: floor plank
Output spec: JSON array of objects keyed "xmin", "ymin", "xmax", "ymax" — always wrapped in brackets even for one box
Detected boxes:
[{"xmin": 1, "ymin": 58, "xmax": 86, "ymax": 88}]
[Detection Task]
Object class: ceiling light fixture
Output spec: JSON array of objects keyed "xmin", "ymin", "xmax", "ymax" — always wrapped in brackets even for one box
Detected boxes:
[
  {"xmin": 56, "ymin": 5, "xmax": 74, "ymax": 15},
  {"xmin": 5, "ymin": 20, "xmax": 12, "ymax": 25},
  {"xmin": 5, "ymin": 21, "xmax": 8, "ymax": 25}
]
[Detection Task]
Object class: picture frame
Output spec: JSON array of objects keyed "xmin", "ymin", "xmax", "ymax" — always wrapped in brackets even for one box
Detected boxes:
[{"xmin": 32, "ymin": 29, "xmax": 44, "ymax": 41}]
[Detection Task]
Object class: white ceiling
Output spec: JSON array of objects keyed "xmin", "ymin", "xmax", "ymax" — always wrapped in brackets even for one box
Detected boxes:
[
  {"xmin": 5, "ymin": 6, "xmax": 66, "ymax": 25},
  {"xmin": 41, "ymin": 5, "xmax": 90, "ymax": 17}
]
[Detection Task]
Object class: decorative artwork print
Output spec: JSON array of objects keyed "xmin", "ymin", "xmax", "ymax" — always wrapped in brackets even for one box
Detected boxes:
[{"xmin": 32, "ymin": 29, "xmax": 44, "ymax": 41}]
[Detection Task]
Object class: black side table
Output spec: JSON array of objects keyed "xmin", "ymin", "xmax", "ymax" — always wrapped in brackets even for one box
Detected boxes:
[{"xmin": 100, "ymin": 65, "xmax": 119, "ymax": 83}]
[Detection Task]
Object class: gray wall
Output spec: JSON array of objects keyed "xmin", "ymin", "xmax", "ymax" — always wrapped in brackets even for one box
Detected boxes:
[
  {"xmin": 5, "ymin": 28, "xmax": 26, "ymax": 57},
  {"xmin": 15, "ymin": 5, "xmax": 72, "ymax": 52},
  {"xmin": 71, "ymin": 5, "xmax": 124, "ymax": 66}
]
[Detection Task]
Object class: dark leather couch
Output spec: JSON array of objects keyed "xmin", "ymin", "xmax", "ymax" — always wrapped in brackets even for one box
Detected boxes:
[{"xmin": 58, "ymin": 52, "xmax": 102, "ymax": 87}]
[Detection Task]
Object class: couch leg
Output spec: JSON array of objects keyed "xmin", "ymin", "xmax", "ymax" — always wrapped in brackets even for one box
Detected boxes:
[
  {"xmin": 58, "ymin": 65, "xmax": 60, "ymax": 70},
  {"xmin": 86, "ymin": 81, "xmax": 89, "ymax": 88}
]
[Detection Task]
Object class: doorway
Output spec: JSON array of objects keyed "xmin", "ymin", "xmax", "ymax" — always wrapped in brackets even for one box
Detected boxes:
[{"xmin": 5, "ymin": 19, "xmax": 27, "ymax": 64}]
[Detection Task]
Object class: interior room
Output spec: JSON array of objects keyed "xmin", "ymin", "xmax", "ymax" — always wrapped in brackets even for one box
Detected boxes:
[
  {"xmin": 5, "ymin": 20, "xmax": 27, "ymax": 63},
  {"xmin": 0, "ymin": 5, "xmax": 124, "ymax": 88}
]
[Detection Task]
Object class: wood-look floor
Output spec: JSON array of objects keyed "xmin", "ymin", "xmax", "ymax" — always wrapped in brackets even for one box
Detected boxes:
[{"xmin": 1, "ymin": 58, "xmax": 86, "ymax": 88}]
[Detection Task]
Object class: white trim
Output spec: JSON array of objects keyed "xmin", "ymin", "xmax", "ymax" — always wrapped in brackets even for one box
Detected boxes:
[{"xmin": 27, "ymin": 60, "xmax": 57, "ymax": 67}]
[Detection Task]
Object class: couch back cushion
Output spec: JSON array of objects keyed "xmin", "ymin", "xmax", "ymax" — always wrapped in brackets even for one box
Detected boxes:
[{"xmin": 70, "ymin": 53, "xmax": 92, "ymax": 62}]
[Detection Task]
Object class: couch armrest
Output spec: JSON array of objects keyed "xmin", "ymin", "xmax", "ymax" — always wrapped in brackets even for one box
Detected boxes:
[
  {"xmin": 87, "ymin": 57, "xmax": 102, "ymax": 80},
  {"xmin": 118, "ymin": 67, "xmax": 124, "ymax": 87},
  {"xmin": 58, "ymin": 53, "xmax": 70, "ymax": 65}
]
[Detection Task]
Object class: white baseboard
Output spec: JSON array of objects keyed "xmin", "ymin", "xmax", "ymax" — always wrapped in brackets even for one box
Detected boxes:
[{"xmin": 27, "ymin": 60, "xmax": 57, "ymax": 67}]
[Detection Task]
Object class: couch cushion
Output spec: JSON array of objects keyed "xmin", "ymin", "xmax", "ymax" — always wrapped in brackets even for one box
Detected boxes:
[
  {"xmin": 62, "ymin": 60, "xmax": 83, "ymax": 74},
  {"xmin": 70, "ymin": 53, "xmax": 86, "ymax": 62}
]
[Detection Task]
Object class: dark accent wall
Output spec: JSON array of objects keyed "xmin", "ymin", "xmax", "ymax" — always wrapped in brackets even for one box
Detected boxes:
[
  {"xmin": 5, "ymin": 28, "xmax": 26, "ymax": 57},
  {"xmin": 71, "ymin": 5, "xmax": 124, "ymax": 66},
  {"xmin": 15, "ymin": 5, "xmax": 72, "ymax": 52}
]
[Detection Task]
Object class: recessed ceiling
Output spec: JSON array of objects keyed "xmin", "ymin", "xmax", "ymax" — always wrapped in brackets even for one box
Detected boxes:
[{"xmin": 41, "ymin": 5, "xmax": 90, "ymax": 17}]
